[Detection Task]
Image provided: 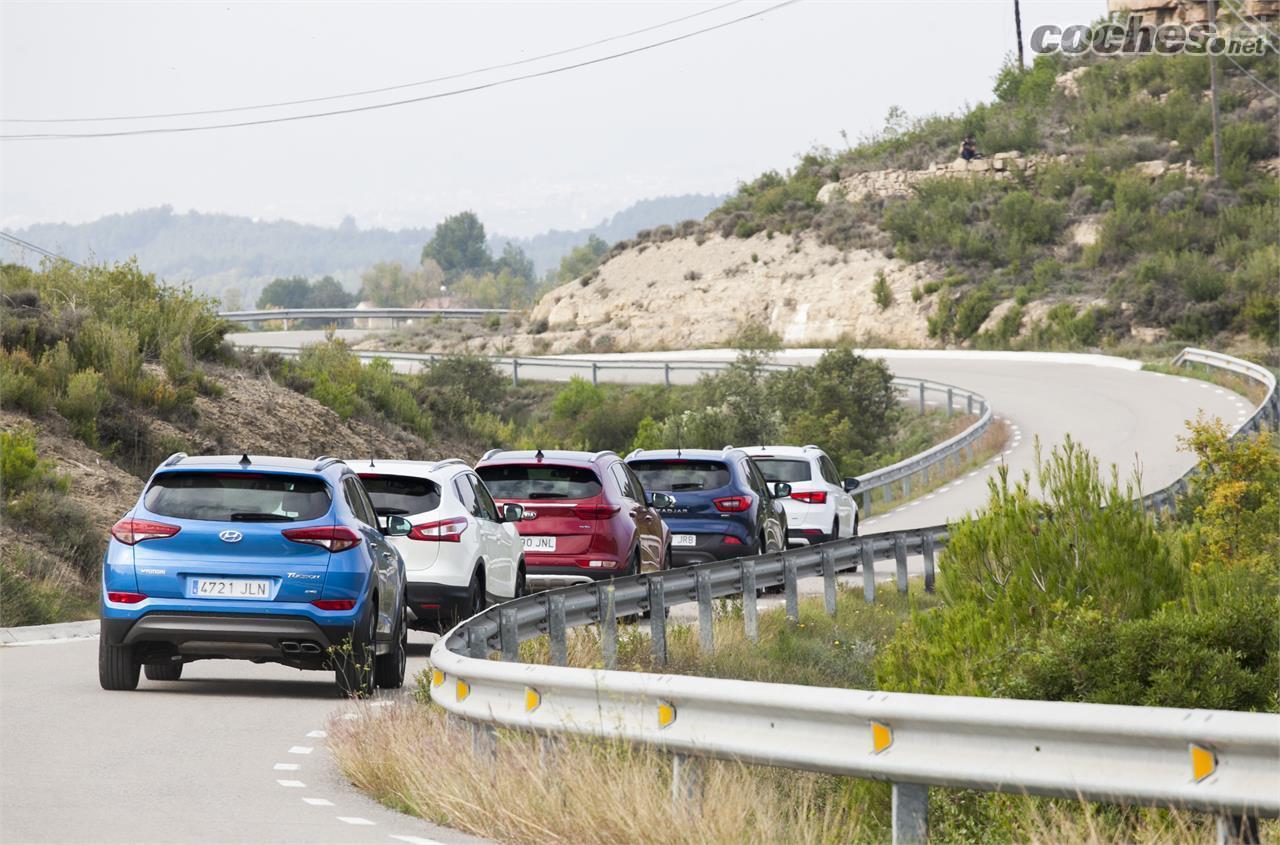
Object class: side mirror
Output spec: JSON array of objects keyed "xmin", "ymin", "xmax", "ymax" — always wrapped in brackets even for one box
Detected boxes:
[
  {"xmin": 772, "ymin": 482, "xmax": 792, "ymax": 499},
  {"xmin": 843, "ymin": 477, "xmax": 861, "ymax": 492},
  {"xmin": 502, "ymin": 503, "xmax": 525, "ymax": 523},
  {"xmin": 383, "ymin": 515, "xmax": 412, "ymax": 537},
  {"xmin": 648, "ymin": 492, "xmax": 675, "ymax": 509}
]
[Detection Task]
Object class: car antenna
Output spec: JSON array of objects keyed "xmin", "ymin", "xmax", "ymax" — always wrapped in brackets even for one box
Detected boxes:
[
  {"xmin": 535, "ymin": 448, "xmax": 544, "ymax": 463},
  {"xmin": 676, "ymin": 420, "xmax": 683, "ymax": 459},
  {"xmin": 369, "ymin": 453, "xmax": 375, "ymax": 468},
  {"xmin": 239, "ymin": 453, "xmax": 251, "ymax": 467}
]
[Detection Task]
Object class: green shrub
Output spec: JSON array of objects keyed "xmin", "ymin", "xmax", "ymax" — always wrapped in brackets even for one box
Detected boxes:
[
  {"xmin": 551, "ymin": 377, "xmax": 605, "ymax": 421},
  {"xmin": 872, "ymin": 270, "xmax": 894, "ymax": 311},
  {"xmin": 0, "ymin": 350, "xmax": 48, "ymax": 416},
  {"xmin": 0, "ymin": 553, "xmax": 95, "ymax": 627},
  {"xmin": 1, "ymin": 427, "xmax": 61, "ymax": 494},
  {"xmin": 953, "ymin": 289, "xmax": 995, "ymax": 339},
  {"xmin": 56, "ymin": 370, "xmax": 109, "ymax": 446},
  {"xmin": 6, "ymin": 488, "xmax": 101, "ymax": 574}
]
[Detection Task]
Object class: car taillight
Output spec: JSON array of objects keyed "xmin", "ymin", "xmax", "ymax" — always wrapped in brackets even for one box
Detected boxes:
[
  {"xmin": 572, "ymin": 504, "xmax": 621, "ymax": 520},
  {"xmin": 723, "ymin": 536, "xmax": 744, "ymax": 545},
  {"xmin": 713, "ymin": 497, "xmax": 751, "ymax": 513},
  {"xmin": 408, "ymin": 517, "xmax": 468, "ymax": 542},
  {"xmin": 282, "ymin": 526, "xmax": 362, "ymax": 552},
  {"xmin": 791, "ymin": 491, "xmax": 827, "ymax": 505},
  {"xmin": 107, "ymin": 591, "xmax": 147, "ymax": 604},
  {"xmin": 110, "ymin": 518, "xmax": 180, "ymax": 545},
  {"xmin": 311, "ymin": 599, "xmax": 356, "ymax": 611}
]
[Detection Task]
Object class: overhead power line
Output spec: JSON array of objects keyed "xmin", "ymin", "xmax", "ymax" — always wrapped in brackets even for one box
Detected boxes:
[
  {"xmin": 2, "ymin": 0, "xmax": 746, "ymax": 124},
  {"xmin": 1, "ymin": 0, "xmax": 799, "ymax": 141},
  {"xmin": 0, "ymin": 231, "xmax": 83, "ymax": 266}
]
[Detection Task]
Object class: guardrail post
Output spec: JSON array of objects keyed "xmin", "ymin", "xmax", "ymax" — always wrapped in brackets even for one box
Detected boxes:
[
  {"xmin": 861, "ymin": 489, "xmax": 871, "ymax": 517},
  {"xmin": 821, "ymin": 547, "xmax": 837, "ymax": 617},
  {"xmin": 696, "ymin": 570, "xmax": 714, "ymax": 654},
  {"xmin": 598, "ymin": 584, "xmax": 617, "ymax": 670},
  {"xmin": 591, "ymin": 362, "xmax": 599, "ymax": 386},
  {"xmin": 671, "ymin": 753, "xmax": 702, "ymax": 810},
  {"xmin": 967, "ymin": 393, "xmax": 974, "ymax": 415},
  {"xmin": 466, "ymin": 630, "xmax": 498, "ymax": 758},
  {"xmin": 499, "ymin": 607, "xmax": 519, "ymax": 661},
  {"xmin": 783, "ymin": 557, "xmax": 799, "ymax": 623},
  {"xmin": 946, "ymin": 388, "xmax": 953, "ymax": 417},
  {"xmin": 923, "ymin": 533, "xmax": 936, "ymax": 593},
  {"xmin": 648, "ymin": 578, "xmax": 667, "ymax": 665},
  {"xmin": 918, "ymin": 382, "xmax": 926, "ymax": 415},
  {"xmin": 892, "ymin": 783, "xmax": 929, "ymax": 845},
  {"xmin": 549, "ymin": 594, "xmax": 568, "ymax": 667},
  {"xmin": 741, "ymin": 560, "xmax": 758, "ymax": 642},
  {"xmin": 664, "ymin": 362, "xmax": 672, "ymax": 388},
  {"xmin": 903, "ymin": 472, "xmax": 911, "ymax": 500},
  {"xmin": 1216, "ymin": 814, "xmax": 1260, "ymax": 845},
  {"xmin": 894, "ymin": 535, "xmax": 908, "ymax": 594},
  {"xmin": 511, "ymin": 358, "xmax": 520, "ymax": 387},
  {"xmin": 861, "ymin": 541, "xmax": 876, "ymax": 603}
]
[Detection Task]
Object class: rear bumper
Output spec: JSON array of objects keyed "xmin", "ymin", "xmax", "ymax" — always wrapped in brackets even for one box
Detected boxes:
[
  {"xmin": 671, "ymin": 538, "xmax": 752, "ymax": 567},
  {"xmin": 522, "ymin": 561, "xmax": 619, "ymax": 586},
  {"xmin": 404, "ymin": 582, "xmax": 472, "ymax": 630},
  {"xmin": 101, "ymin": 614, "xmax": 353, "ymax": 662},
  {"xmin": 787, "ymin": 527, "xmax": 833, "ymax": 547}
]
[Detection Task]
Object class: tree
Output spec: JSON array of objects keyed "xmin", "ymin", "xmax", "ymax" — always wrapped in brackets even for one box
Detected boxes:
[
  {"xmin": 421, "ymin": 211, "xmax": 492, "ymax": 276},
  {"xmin": 257, "ymin": 276, "xmax": 310, "ymax": 309},
  {"xmin": 305, "ymin": 276, "xmax": 356, "ymax": 308},
  {"xmin": 493, "ymin": 242, "xmax": 535, "ymax": 282},
  {"xmin": 556, "ymin": 235, "xmax": 609, "ymax": 283},
  {"xmin": 359, "ymin": 261, "xmax": 440, "ymax": 307}
]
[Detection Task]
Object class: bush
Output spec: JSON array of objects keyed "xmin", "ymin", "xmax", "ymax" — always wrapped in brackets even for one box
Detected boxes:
[
  {"xmin": 0, "ymin": 349, "xmax": 48, "ymax": 416},
  {"xmin": 872, "ymin": 270, "xmax": 894, "ymax": 310},
  {"xmin": 56, "ymin": 370, "xmax": 109, "ymax": 446},
  {"xmin": 953, "ymin": 289, "xmax": 995, "ymax": 339},
  {"xmin": 1, "ymin": 427, "xmax": 61, "ymax": 494}
]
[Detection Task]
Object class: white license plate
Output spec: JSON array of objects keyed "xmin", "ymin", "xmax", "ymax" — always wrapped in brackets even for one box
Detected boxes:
[
  {"xmin": 671, "ymin": 534, "xmax": 698, "ymax": 547},
  {"xmin": 191, "ymin": 578, "xmax": 272, "ymax": 600},
  {"xmin": 522, "ymin": 536, "xmax": 557, "ymax": 553}
]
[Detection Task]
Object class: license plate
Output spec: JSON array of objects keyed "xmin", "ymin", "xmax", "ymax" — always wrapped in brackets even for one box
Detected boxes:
[
  {"xmin": 671, "ymin": 534, "xmax": 697, "ymax": 547},
  {"xmin": 522, "ymin": 536, "xmax": 557, "ymax": 553},
  {"xmin": 190, "ymin": 578, "xmax": 272, "ymax": 600}
]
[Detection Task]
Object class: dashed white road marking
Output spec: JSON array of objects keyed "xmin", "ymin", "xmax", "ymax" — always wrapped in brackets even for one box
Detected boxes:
[
  {"xmin": 967, "ymin": 471, "xmax": 978, "ymax": 478},
  {"xmin": 937, "ymin": 486, "xmax": 950, "ymax": 493},
  {"xmin": 337, "ymin": 817, "xmax": 375, "ymax": 826},
  {"xmin": 1179, "ymin": 377, "xmax": 1190, "ymax": 383},
  {"xmin": 273, "ymin": 763, "xmax": 299, "ymax": 771},
  {"xmin": 288, "ymin": 746, "xmax": 313, "ymax": 755},
  {"xmin": 306, "ymin": 730, "xmax": 327, "ymax": 738},
  {"xmin": 276, "ymin": 779, "xmax": 306, "ymax": 788},
  {"xmin": 1214, "ymin": 388, "xmax": 1225, "ymax": 395},
  {"xmin": 302, "ymin": 797, "xmax": 334, "ymax": 806},
  {"xmin": 924, "ymin": 494, "xmax": 936, "ymax": 500},
  {"xmin": 391, "ymin": 836, "xmax": 448, "ymax": 845}
]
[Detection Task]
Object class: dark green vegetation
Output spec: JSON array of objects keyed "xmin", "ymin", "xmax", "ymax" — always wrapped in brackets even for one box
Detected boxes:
[
  {"xmin": 256, "ymin": 275, "xmax": 357, "ymax": 310},
  {"xmin": 699, "ymin": 52, "xmax": 1279, "ymax": 348}
]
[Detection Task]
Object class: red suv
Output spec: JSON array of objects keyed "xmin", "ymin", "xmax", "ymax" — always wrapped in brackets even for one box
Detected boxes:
[{"xmin": 475, "ymin": 449, "xmax": 673, "ymax": 591}]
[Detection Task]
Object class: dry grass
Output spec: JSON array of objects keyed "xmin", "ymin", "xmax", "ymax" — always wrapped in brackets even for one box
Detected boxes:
[
  {"xmin": 867, "ymin": 416, "xmax": 1010, "ymax": 516},
  {"xmin": 328, "ymin": 700, "xmax": 868, "ymax": 845}
]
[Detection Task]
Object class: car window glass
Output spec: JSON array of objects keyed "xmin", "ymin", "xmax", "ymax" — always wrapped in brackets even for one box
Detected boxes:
[
  {"xmin": 742, "ymin": 461, "xmax": 767, "ymax": 497},
  {"xmin": 476, "ymin": 465, "xmax": 603, "ymax": 500},
  {"xmin": 610, "ymin": 464, "xmax": 637, "ymax": 500},
  {"xmin": 468, "ymin": 474, "xmax": 500, "ymax": 521},
  {"xmin": 821, "ymin": 456, "xmax": 841, "ymax": 485},
  {"xmin": 751, "ymin": 458, "xmax": 811, "ymax": 483},
  {"xmin": 454, "ymin": 475, "xmax": 479, "ymax": 516},
  {"xmin": 359, "ymin": 474, "xmax": 441, "ymax": 516},
  {"xmin": 628, "ymin": 460, "xmax": 730, "ymax": 492},
  {"xmin": 624, "ymin": 465, "xmax": 647, "ymax": 501},
  {"xmin": 144, "ymin": 471, "xmax": 330, "ymax": 522},
  {"xmin": 344, "ymin": 478, "xmax": 377, "ymax": 527}
]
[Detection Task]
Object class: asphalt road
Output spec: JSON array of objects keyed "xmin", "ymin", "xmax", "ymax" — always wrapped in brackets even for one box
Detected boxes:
[{"xmin": 2, "ymin": 337, "xmax": 1252, "ymax": 844}]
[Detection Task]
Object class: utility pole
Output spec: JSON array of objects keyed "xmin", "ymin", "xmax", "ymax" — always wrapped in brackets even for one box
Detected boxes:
[
  {"xmin": 1207, "ymin": 0, "xmax": 1223, "ymax": 179},
  {"xmin": 1014, "ymin": 0, "xmax": 1025, "ymax": 69}
]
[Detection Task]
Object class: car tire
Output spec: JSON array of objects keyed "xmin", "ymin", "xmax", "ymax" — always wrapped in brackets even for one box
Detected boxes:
[
  {"xmin": 144, "ymin": 660, "xmax": 183, "ymax": 681},
  {"xmin": 514, "ymin": 562, "xmax": 527, "ymax": 598},
  {"xmin": 375, "ymin": 614, "xmax": 407, "ymax": 690},
  {"xmin": 663, "ymin": 544, "xmax": 673, "ymax": 571},
  {"xmin": 830, "ymin": 517, "xmax": 841, "ymax": 543},
  {"xmin": 334, "ymin": 600, "xmax": 376, "ymax": 698},
  {"xmin": 466, "ymin": 569, "xmax": 486, "ymax": 618},
  {"xmin": 98, "ymin": 639, "xmax": 140, "ymax": 691},
  {"xmin": 852, "ymin": 513, "xmax": 860, "ymax": 538}
]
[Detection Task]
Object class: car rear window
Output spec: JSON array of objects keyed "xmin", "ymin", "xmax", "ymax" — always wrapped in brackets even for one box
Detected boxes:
[
  {"xmin": 751, "ymin": 458, "xmax": 812, "ymax": 483},
  {"xmin": 360, "ymin": 474, "xmax": 441, "ymax": 516},
  {"xmin": 144, "ymin": 472, "xmax": 331, "ymax": 522},
  {"xmin": 477, "ymin": 465, "xmax": 602, "ymax": 500},
  {"xmin": 629, "ymin": 460, "xmax": 731, "ymax": 492}
]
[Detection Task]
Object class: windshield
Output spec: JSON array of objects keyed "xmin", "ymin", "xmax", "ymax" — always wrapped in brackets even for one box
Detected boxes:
[
  {"xmin": 360, "ymin": 474, "xmax": 441, "ymax": 516},
  {"xmin": 477, "ymin": 464, "xmax": 602, "ymax": 500},
  {"xmin": 629, "ymin": 460, "xmax": 730, "ymax": 492},
  {"xmin": 144, "ymin": 472, "xmax": 331, "ymax": 522},
  {"xmin": 751, "ymin": 458, "xmax": 812, "ymax": 483}
]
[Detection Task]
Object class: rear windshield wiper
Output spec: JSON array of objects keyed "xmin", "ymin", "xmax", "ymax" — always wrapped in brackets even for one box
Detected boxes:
[
  {"xmin": 528, "ymin": 493, "xmax": 569, "ymax": 499},
  {"xmin": 229, "ymin": 512, "xmax": 292, "ymax": 522}
]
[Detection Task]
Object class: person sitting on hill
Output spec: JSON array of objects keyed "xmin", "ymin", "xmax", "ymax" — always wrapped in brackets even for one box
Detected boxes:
[{"xmin": 960, "ymin": 136, "xmax": 979, "ymax": 161}]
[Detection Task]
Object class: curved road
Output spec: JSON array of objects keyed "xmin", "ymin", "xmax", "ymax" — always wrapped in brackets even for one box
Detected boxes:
[{"xmin": 1, "ymin": 336, "xmax": 1253, "ymax": 844}]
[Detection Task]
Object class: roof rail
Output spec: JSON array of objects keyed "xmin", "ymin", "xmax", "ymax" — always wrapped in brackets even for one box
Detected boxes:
[
  {"xmin": 722, "ymin": 444, "xmax": 734, "ymax": 451},
  {"xmin": 162, "ymin": 452, "xmax": 187, "ymax": 467},
  {"xmin": 803, "ymin": 444, "xmax": 820, "ymax": 450},
  {"xmin": 480, "ymin": 448, "xmax": 503, "ymax": 462},
  {"xmin": 624, "ymin": 449, "xmax": 641, "ymax": 460},
  {"xmin": 430, "ymin": 458, "xmax": 467, "ymax": 472},
  {"xmin": 314, "ymin": 456, "xmax": 344, "ymax": 471},
  {"xmin": 591, "ymin": 450, "xmax": 618, "ymax": 462}
]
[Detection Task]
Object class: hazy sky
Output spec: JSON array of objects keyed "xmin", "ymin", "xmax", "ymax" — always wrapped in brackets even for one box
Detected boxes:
[{"xmin": 2, "ymin": 0, "xmax": 1100, "ymax": 237}]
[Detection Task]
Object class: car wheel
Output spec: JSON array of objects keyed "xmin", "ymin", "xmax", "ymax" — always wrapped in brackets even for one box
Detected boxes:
[
  {"xmin": 334, "ymin": 600, "xmax": 376, "ymax": 698},
  {"xmin": 514, "ymin": 562, "xmax": 527, "ymax": 598},
  {"xmin": 144, "ymin": 660, "xmax": 183, "ymax": 681},
  {"xmin": 98, "ymin": 639, "xmax": 140, "ymax": 691},
  {"xmin": 466, "ymin": 569, "xmax": 486, "ymax": 617},
  {"xmin": 831, "ymin": 517, "xmax": 841, "ymax": 543},
  {"xmin": 375, "ymin": 614, "xmax": 407, "ymax": 690},
  {"xmin": 852, "ymin": 513, "xmax": 860, "ymax": 538},
  {"xmin": 663, "ymin": 544, "xmax": 672, "ymax": 571}
]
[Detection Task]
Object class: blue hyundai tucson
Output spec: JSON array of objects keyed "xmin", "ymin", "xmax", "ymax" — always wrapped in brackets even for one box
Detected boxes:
[
  {"xmin": 625, "ymin": 448, "xmax": 789, "ymax": 566},
  {"xmin": 99, "ymin": 454, "xmax": 410, "ymax": 695}
]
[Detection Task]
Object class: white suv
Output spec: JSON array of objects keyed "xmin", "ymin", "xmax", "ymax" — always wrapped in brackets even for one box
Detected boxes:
[
  {"xmin": 745, "ymin": 446, "xmax": 860, "ymax": 546},
  {"xmin": 347, "ymin": 459, "xmax": 525, "ymax": 632}
]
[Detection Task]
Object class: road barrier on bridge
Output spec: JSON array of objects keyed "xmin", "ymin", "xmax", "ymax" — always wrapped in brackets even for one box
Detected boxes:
[
  {"xmin": 428, "ymin": 347, "xmax": 1280, "ymax": 845},
  {"xmin": 219, "ymin": 306, "xmax": 509, "ymax": 327}
]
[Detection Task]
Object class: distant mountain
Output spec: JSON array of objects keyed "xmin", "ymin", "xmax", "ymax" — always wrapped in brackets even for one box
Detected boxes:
[{"xmin": 3, "ymin": 194, "xmax": 725, "ymax": 306}]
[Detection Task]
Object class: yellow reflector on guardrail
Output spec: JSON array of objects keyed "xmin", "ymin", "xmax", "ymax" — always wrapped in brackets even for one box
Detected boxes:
[
  {"xmin": 431, "ymin": 669, "xmax": 444, "ymax": 687},
  {"xmin": 871, "ymin": 721, "xmax": 893, "ymax": 754},
  {"xmin": 525, "ymin": 687, "xmax": 541, "ymax": 713},
  {"xmin": 1190, "ymin": 743, "xmax": 1217, "ymax": 782},
  {"xmin": 456, "ymin": 679, "xmax": 470, "ymax": 702},
  {"xmin": 658, "ymin": 700, "xmax": 677, "ymax": 728}
]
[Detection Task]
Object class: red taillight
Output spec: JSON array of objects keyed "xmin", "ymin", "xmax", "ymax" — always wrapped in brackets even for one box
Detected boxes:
[
  {"xmin": 791, "ymin": 491, "xmax": 827, "ymax": 505},
  {"xmin": 107, "ymin": 591, "xmax": 147, "ymax": 604},
  {"xmin": 408, "ymin": 517, "xmax": 468, "ymax": 542},
  {"xmin": 713, "ymin": 497, "xmax": 751, "ymax": 513},
  {"xmin": 311, "ymin": 599, "xmax": 356, "ymax": 611},
  {"xmin": 111, "ymin": 518, "xmax": 180, "ymax": 546},
  {"xmin": 723, "ymin": 536, "xmax": 744, "ymax": 545},
  {"xmin": 572, "ymin": 504, "xmax": 621, "ymax": 520},
  {"xmin": 282, "ymin": 525, "xmax": 362, "ymax": 552}
]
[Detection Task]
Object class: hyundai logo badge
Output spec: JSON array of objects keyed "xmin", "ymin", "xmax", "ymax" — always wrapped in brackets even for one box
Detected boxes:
[{"xmin": 219, "ymin": 530, "xmax": 243, "ymax": 543}]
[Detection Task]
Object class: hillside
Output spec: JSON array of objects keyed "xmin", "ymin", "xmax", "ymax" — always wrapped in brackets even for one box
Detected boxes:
[{"xmin": 467, "ymin": 52, "xmax": 1278, "ymax": 357}]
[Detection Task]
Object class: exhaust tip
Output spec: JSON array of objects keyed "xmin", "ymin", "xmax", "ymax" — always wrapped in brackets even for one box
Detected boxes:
[
  {"xmin": 299, "ymin": 642, "xmax": 322, "ymax": 654},
  {"xmin": 280, "ymin": 641, "xmax": 301, "ymax": 653}
]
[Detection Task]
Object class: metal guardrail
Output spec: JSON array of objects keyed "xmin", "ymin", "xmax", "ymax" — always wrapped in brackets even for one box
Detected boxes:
[
  {"xmin": 427, "ymin": 346, "xmax": 1280, "ymax": 845},
  {"xmin": 219, "ymin": 307, "xmax": 509, "ymax": 325},
  {"xmin": 241, "ymin": 342, "xmax": 993, "ymax": 514}
]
